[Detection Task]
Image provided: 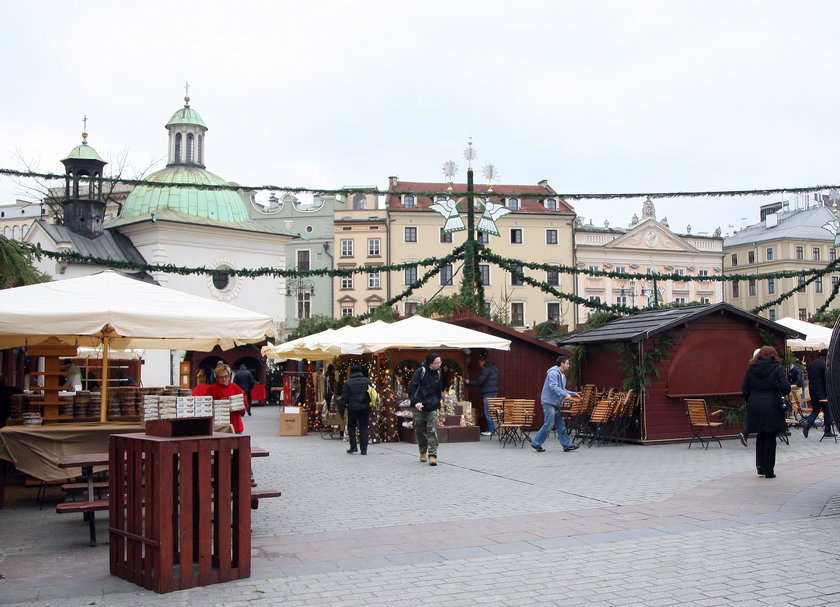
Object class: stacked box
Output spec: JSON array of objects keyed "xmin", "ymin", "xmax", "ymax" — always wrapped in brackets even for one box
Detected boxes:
[
  {"xmin": 194, "ymin": 395, "xmax": 214, "ymax": 417},
  {"xmin": 214, "ymin": 399, "xmax": 230, "ymax": 425},
  {"xmin": 229, "ymin": 393, "xmax": 246, "ymax": 412},
  {"xmin": 143, "ymin": 395, "xmax": 160, "ymax": 421},
  {"xmin": 159, "ymin": 395, "xmax": 177, "ymax": 419},
  {"xmin": 176, "ymin": 396, "xmax": 195, "ymax": 418}
]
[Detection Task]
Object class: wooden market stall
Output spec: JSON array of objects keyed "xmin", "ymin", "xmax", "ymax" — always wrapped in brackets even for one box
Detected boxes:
[{"xmin": 556, "ymin": 303, "xmax": 804, "ymax": 444}]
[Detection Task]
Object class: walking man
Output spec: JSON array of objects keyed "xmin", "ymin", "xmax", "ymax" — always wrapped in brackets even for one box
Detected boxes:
[
  {"xmin": 531, "ymin": 355, "xmax": 580, "ymax": 453},
  {"xmin": 801, "ymin": 349, "xmax": 834, "ymax": 438},
  {"xmin": 466, "ymin": 354, "xmax": 499, "ymax": 437},
  {"xmin": 410, "ymin": 353, "xmax": 443, "ymax": 466}
]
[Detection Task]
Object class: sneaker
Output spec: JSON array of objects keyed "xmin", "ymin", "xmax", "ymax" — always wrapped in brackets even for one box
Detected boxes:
[
  {"xmin": 481, "ymin": 431, "xmax": 492, "ymax": 436},
  {"xmin": 531, "ymin": 443, "xmax": 546, "ymax": 453},
  {"xmin": 250, "ymin": 479, "xmax": 258, "ymax": 488},
  {"xmin": 428, "ymin": 455, "xmax": 437, "ymax": 466},
  {"xmin": 346, "ymin": 448, "xmax": 358, "ymax": 454},
  {"xmin": 419, "ymin": 452, "xmax": 427, "ymax": 462},
  {"xmin": 803, "ymin": 424, "xmax": 810, "ymax": 438},
  {"xmin": 563, "ymin": 445, "xmax": 580, "ymax": 452}
]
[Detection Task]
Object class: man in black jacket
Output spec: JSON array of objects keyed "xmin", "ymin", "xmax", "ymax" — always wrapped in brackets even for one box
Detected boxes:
[
  {"xmin": 467, "ymin": 355, "xmax": 499, "ymax": 437},
  {"xmin": 233, "ymin": 364, "xmax": 256, "ymax": 415},
  {"xmin": 339, "ymin": 365, "xmax": 373, "ymax": 455},
  {"xmin": 802, "ymin": 349, "xmax": 834, "ymax": 438}
]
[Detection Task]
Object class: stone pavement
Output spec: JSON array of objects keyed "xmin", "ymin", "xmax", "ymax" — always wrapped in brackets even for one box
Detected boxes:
[{"xmin": 3, "ymin": 406, "xmax": 840, "ymax": 606}]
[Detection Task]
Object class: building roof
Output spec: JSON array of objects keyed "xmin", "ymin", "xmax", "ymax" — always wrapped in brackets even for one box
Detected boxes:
[
  {"xmin": 104, "ymin": 207, "xmax": 291, "ymax": 236},
  {"xmin": 724, "ymin": 205, "xmax": 838, "ymax": 247},
  {"xmin": 34, "ymin": 220, "xmax": 147, "ymax": 266},
  {"xmin": 386, "ymin": 179, "xmax": 575, "ymax": 214},
  {"xmin": 556, "ymin": 302, "xmax": 804, "ymax": 345},
  {"xmin": 120, "ymin": 166, "xmax": 251, "ymax": 222},
  {"xmin": 166, "ymin": 99, "xmax": 207, "ymax": 128},
  {"xmin": 62, "ymin": 142, "xmax": 104, "ymax": 163}
]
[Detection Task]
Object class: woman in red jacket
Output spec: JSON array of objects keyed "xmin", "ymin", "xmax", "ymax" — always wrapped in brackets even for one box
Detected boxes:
[{"xmin": 194, "ymin": 362, "xmax": 255, "ymax": 485}]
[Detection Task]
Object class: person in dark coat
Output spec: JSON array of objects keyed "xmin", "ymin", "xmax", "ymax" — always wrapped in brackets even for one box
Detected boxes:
[
  {"xmin": 742, "ymin": 345, "xmax": 790, "ymax": 478},
  {"xmin": 233, "ymin": 364, "xmax": 256, "ymax": 415},
  {"xmin": 409, "ymin": 353, "xmax": 443, "ymax": 466},
  {"xmin": 466, "ymin": 355, "xmax": 499, "ymax": 437},
  {"xmin": 801, "ymin": 349, "xmax": 833, "ymax": 438},
  {"xmin": 339, "ymin": 365, "xmax": 373, "ymax": 455}
]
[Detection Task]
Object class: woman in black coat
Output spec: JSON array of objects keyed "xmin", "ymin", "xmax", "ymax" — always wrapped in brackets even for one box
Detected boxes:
[
  {"xmin": 339, "ymin": 365, "xmax": 373, "ymax": 455},
  {"xmin": 742, "ymin": 345, "xmax": 790, "ymax": 478}
]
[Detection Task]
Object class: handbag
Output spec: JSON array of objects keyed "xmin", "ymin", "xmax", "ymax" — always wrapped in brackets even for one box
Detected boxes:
[{"xmin": 775, "ymin": 377, "xmax": 792, "ymax": 414}]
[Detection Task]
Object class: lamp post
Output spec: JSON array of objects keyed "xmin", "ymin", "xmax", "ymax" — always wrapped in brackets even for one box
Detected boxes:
[
  {"xmin": 442, "ymin": 138, "xmax": 497, "ymax": 311},
  {"xmin": 286, "ymin": 278, "xmax": 315, "ymax": 319}
]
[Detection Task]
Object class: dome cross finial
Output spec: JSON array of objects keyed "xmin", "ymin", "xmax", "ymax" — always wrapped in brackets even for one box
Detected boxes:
[
  {"xmin": 82, "ymin": 114, "xmax": 88, "ymax": 144},
  {"xmin": 184, "ymin": 81, "xmax": 190, "ymax": 106}
]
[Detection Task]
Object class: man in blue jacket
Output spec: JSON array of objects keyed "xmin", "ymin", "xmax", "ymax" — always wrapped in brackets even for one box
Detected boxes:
[
  {"xmin": 467, "ymin": 355, "xmax": 499, "ymax": 436},
  {"xmin": 531, "ymin": 355, "xmax": 580, "ymax": 453}
]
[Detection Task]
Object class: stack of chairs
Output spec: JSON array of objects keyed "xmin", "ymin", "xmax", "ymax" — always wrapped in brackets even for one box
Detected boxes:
[
  {"xmin": 498, "ymin": 399, "xmax": 535, "ymax": 448},
  {"xmin": 585, "ymin": 392, "xmax": 623, "ymax": 447},
  {"xmin": 563, "ymin": 384, "xmax": 598, "ymax": 442},
  {"xmin": 486, "ymin": 397, "xmax": 506, "ymax": 441},
  {"xmin": 610, "ymin": 390, "xmax": 637, "ymax": 440}
]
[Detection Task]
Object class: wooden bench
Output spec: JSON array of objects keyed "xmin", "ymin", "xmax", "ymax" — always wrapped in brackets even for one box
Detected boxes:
[
  {"xmin": 62, "ymin": 481, "xmax": 109, "ymax": 495},
  {"xmin": 56, "ymin": 500, "xmax": 109, "ymax": 515},
  {"xmin": 250, "ymin": 488, "xmax": 281, "ymax": 510}
]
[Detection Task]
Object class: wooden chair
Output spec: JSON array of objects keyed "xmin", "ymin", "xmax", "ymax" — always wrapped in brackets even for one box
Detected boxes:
[
  {"xmin": 487, "ymin": 397, "xmax": 506, "ymax": 441},
  {"xmin": 586, "ymin": 394, "xmax": 623, "ymax": 447},
  {"xmin": 684, "ymin": 398, "xmax": 723, "ymax": 449},
  {"xmin": 498, "ymin": 400, "xmax": 534, "ymax": 448}
]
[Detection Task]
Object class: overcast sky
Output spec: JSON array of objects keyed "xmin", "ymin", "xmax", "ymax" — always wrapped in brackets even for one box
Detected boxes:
[{"xmin": 3, "ymin": 0, "xmax": 840, "ymax": 237}]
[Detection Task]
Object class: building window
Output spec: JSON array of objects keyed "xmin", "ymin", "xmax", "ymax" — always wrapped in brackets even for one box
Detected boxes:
[
  {"xmin": 212, "ymin": 272, "xmax": 230, "ymax": 291},
  {"xmin": 813, "ymin": 247, "xmax": 821, "ymax": 261},
  {"xmin": 675, "ymin": 268, "xmax": 685, "ymax": 276},
  {"xmin": 646, "ymin": 266, "xmax": 657, "ymax": 275},
  {"xmin": 341, "ymin": 306, "xmax": 354, "ymax": 317},
  {"xmin": 768, "ymin": 278, "xmax": 775, "ymax": 294},
  {"xmin": 404, "ymin": 227, "xmax": 417, "ymax": 242},
  {"xmin": 341, "ymin": 275, "xmax": 353, "ymax": 290},
  {"xmin": 477, "ymin": 232, "xmax": 490, "ymax": 244},
  {"xmin": 544, "ymin": 198, "xmax": 557, "ymax": 211},
  {"xmin": 748, "ymin": 251, "xmax": 755, "ymax": 264},
  {"xmin": 815, "ymin": 277, "xmax": 823, "ymax": 294},
  {"xmin": 796, "ymin": 246, "xmax": 804, "ymax": 260},
  {"xmin": 440, "ymin": 264, "xmax": 453, "ymax": 286},
  {"xmin": 830, "ymin": 248, "xmax": 837, "ymax": 261},
  {"xmin": 511, "ymin": 266, "xmax": 524, "ymax": 286},
  {"xmin": 186, "ymin": 133, "xmax": 195, "ymax": 163},
  {"xmin": 700, "ymin": 297, "xmax": 711, "ymax": 304},
  {"xmin": 748, "ymin": 279, "xmax": 756, "ymax": 297},
  {"xmin": 296, "ymin": 250, "xmax": 310, "ymax": 271},
  {"xmin": 766, "ymin": 247, "xmax": 774, "ymax": 261},
  {"xmin": 174, "ymin": 133, "xmax": 182, "ymax": 162},
  {"xmin": 731, "ymin": 254, "xmax": 738, "ymax": 266},
  {"xmin": 297, "ymin": 292, "xmax": 312, "ymax": 319},
  {"xmin": 352, "ymin": 193, "xmax": 366, "ymax": 210},
  {"xmin": 615, "ymin": 266, "xmax": 627, "ymax": 274},
  {"xmin": 799, "ymin": 308, "xmax": 807, "ymax": 321},
  {"xmin": 546, "ymin": 229, "xmax": 558, "ymax": 245},
  {"xmin": 698, "ymin": 269, "xmax": 709, "ymax": 277},
  {"xmin": 589, "ymin": 296, "xmax": 601, "ymax": 304},
  {"xmin": 340, "ymin": 239, "xmax": 353, "ymax": 257},
  {"xmin": 403, "ymin": 195, "xmax": 416, "ymax": 208},
  {"xmin": 440, "ymin": 228, "xmax": 452, "ymax": 243},
  {"xmin": 769, "ymin": 309, "xmax": 777, "ymax": 321},
  {"xmin": 589, "ymin": 265, "xmax": 600, "ymax": 273},
  {"xmin": 404, "ymin": 301, "xmax": 419, "ymax": 316},
  {"xmin": 510, "ymin": 228, "xmax": 523, "ymax": 244},
  {"xmin": 732, "ymin": 281, "xmax": 740, "ymax": 298},
  {"xmin": 833, "ymin": 276, "xmax": 839, "ymax": 290},
  {"xmin": 546, "ymin": 270, "xmax": 559, "ymax": 286},
  {"xmin": 511, "ymin": 302, "xmax": 525, "ymax": 327},
  {"xmin": 368, "ymin": 238, "xmax": 381, "ymax": 257},
  {"xmin": 368, "ymin": 271, "xmax": 380, "ymax": 289},
  {"xmin": 797, "ymin": 276, "xmax": 806, "ymax": 292},
  {"xmin": 404, "ymin": 265, "xmax": 418, "ymax": 285},
  {"xmin": 478, "ymin": 264, "xmax": 490, "ymax": 286},
  {"xmin": 616, "ymin": 295, "xmax": 628, "ymax": 307},
  {"xmin": 674, "ymin": 297, "xmax": 686, "ymax": 305},
  {"xmin": 547, "ymin": 302, "xmax": 561, "ymax": 322},
  {"xmin": 506, "ymin": 197, "xmax": 520, "ymax": 210}
]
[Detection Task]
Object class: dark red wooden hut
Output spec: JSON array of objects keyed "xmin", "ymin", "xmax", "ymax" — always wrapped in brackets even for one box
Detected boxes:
[
  {"xmin": 557, "ymin": 303, "xmax": 803, "ymax": 444},
  {"xmin": 450, "ymin": 309, "xmax": 569, "ymax": 431}
]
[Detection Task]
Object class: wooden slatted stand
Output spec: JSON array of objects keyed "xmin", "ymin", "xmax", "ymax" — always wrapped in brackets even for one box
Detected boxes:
[{"xmin": 109, "ymin": 418, "xmax": 252, "ymax": 593}]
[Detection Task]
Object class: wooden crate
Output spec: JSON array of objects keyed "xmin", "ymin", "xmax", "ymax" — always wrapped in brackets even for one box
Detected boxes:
[{"xmin": 109, "ymin": 432, "xmax": 251, "ymax": 593}]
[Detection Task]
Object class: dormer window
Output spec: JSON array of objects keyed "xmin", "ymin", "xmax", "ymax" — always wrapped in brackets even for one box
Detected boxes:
[
  {"xmin": 544, "ymin": 198, "xmax": 557, "ymax": 211},
  {"xmin": 403, "ymin": 195, "xmax": 416, "ymax": 208},
  {"xmin": 506, "ymin": 197, "xmax": 520, "ymax": 210}
]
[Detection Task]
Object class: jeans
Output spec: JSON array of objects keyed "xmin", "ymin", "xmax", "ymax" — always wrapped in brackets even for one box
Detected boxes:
[
  {"xmin": 347, "ymin": 408, "xmax": 371, "ymax": 453},
  {"xmin": 482, "ymin": 393, "xmax": 497, "ymax": 433},
  {"xmin": 532, "ymin": 404, "xmax": 573, "ymax": 449},
  {"xmin": 804, "ymin": 396, "xmax": 833, "ymax": 432}
]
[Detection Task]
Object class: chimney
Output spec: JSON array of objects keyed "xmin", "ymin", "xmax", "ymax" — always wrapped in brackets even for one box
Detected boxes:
[
  {"xmin": 538, "ymin": 179, "xmax": 549, "ymax": 189},
  {"xmin": 388, "ymin": 176, "xmax": 399, "ymax": 188}
]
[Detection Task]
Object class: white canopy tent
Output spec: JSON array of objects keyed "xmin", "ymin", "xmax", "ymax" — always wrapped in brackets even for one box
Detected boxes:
[
  {"xmin": 262, "ymin": 315, "xmax": 510, "ymax": 361},
  {"xmin": 775, "ymin": 317, "xmax": 833, "ymax": 351},
  {"xmin": 0, "ymin": 271, "xmax": 276, "ymax": 419}
]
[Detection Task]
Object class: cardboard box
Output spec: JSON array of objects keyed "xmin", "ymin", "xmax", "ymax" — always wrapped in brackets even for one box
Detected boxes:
[{"xmin": 280, "ymin": 411, "xmax": 308, "ymax": 436}]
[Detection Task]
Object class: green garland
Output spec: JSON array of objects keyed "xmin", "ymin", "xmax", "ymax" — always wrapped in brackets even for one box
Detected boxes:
[
  {"xmin": 5, "ymin": 167, "xmax": 840, "ymax": 200},
  {"xmin": 616, "ymin": 334, "xmax": 675, "ymax": 394}
]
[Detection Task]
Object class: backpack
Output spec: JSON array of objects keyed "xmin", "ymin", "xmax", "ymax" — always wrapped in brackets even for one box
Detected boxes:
[{"xmin": 367, "ymin": 382, "xmax": 379, "ymax": 407}]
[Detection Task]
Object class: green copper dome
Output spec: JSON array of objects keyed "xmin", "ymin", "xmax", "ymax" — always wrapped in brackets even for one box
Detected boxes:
[
  {"xmin": 62, "ymin": 141, "xmax": 104, "ymax": 163},
  {"xmin": 121, "ymin": 166, "xmax": 249, "ymax": 222},
  {"xmin": 166, "ymin": 99, "xmax": 206, "ymax": 129}
]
